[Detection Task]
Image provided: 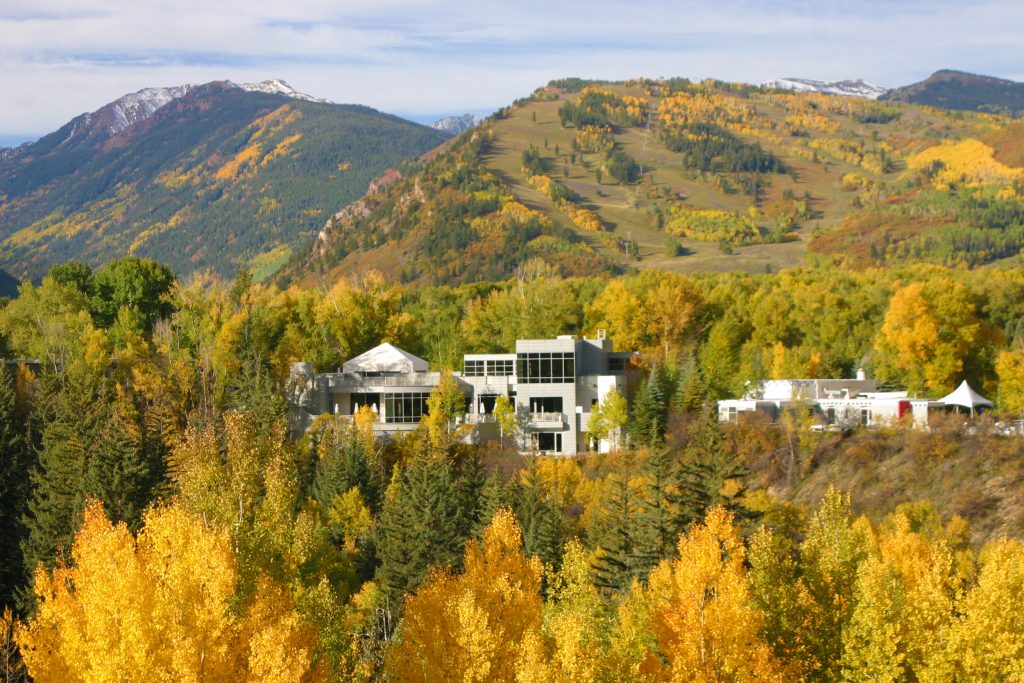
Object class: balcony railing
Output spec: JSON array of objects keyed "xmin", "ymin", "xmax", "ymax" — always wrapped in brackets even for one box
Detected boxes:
[
  {"xmin": 529, "ymin": 412, "xmax": 565, "ymax": 425},
  {"xmin": 325, "ymin": 372, "xmax": 443, "ymax": 389}
]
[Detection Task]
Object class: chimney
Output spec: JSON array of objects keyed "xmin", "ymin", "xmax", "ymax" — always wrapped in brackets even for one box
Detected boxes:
[{"xmin": 856, "ymin": 368, "xmax": 866, "ymax": 381}]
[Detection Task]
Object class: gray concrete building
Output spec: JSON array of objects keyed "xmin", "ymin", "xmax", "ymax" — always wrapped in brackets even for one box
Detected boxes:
[{"xmin": 289, "ymin": 334, "xmax": 636, "ymax": 454}]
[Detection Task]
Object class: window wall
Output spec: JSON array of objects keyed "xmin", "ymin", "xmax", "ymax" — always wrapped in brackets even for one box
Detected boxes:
[{"xmin": 515, "ymin": 352, "xmax": 575, "ymax": 383}]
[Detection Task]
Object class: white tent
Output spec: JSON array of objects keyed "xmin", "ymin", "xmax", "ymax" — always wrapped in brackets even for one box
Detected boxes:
[
  {"xmin": 342, "ymin": 343, "xmax": 429, "ymax": 375},
  {"xmin": 939, "ymin": 380, "xmax": 994, "ymax": 415}
]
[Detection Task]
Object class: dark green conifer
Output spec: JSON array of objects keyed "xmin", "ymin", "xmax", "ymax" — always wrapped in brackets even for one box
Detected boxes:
[
  {"xmin": 0, "ymin": 370, "xmax": 32, "ymax": 609},
  {"xmin": 631, "ymin": 367, "xmax": 666, "ymax": 447},
  {"xmin": 516, "ymin": 459, "xmax": 563, "ymax": 570}
]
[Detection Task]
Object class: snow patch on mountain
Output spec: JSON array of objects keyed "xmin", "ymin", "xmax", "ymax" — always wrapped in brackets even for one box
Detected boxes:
[
  {"xmin": 764, "ymin": 78, "xmax": 889, "ymax": 100},
  {"xmin": 235, "ymin": 79, "xmax": 332, "ymax": 104},
  {"xmin": 106, "ymin": 85, "xmax": 197, "ymax": 135},
  {"xmin": 428, "ymin": 114, "xmax": 483, "ymax": 136}
]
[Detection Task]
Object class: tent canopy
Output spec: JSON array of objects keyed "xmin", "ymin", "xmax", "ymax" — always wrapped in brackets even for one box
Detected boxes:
[
  {"xmin": 342, "ymin": 343, "xmax": 429, "ymax": 375},
  {"xmin": 939, "ymin": 380, "xmax": 994, "ymax": 410}
]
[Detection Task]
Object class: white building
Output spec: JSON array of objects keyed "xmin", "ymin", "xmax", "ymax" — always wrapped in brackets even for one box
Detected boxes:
[
  {"xmin": 289, "ymin": 335, "xmax": 636, "ymax": 454},
  {"xmin": 717, "ymin": 371, "xmax": 992, "ymax": 429}
]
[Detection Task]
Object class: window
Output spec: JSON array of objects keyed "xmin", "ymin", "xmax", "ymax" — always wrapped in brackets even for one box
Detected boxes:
[
  {"xmin": 487, "ymin": 359, "xmax": 514, "ymax": 376},
  {"xmin": 515, "ymin": 352, "xmax": 576, "ymax": 383},
  {"xmin": 827, "ymin": 407, "xmax": 836, "ymax": 425},
  {"xmin": 608, "ymin": 357, "xmax": 626, "ymax": 372},
  {"xmin": 861, "ymin": 409, "xmax": 869, "ymax": 426},
  {"xmin": 464, "ymin": 360, "xmax": 485, "ymax": 377},
  {"xmin": 384, "ymin": 392, "xmax": 431, "ymax": 423},
  {"xmin": 529, "ymin": 397, "xmax": 563, "ymax": 414},
  {"xmin": 535, "ymin": 432, "xmax": 563, "ymax": 452}
]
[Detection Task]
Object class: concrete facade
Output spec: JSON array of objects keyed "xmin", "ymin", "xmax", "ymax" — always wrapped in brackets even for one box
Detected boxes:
[{"xmin": 289, "ymin": 335, "xmax": 636, "ymax": 453}]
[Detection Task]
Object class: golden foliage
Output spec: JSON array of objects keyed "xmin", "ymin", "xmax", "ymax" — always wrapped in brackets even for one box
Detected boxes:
[
  {"xmin": 387, "ymin": 509, "xmax": 543, "ymax": 682},
  {"xmin": 908, "ymin": 138, "xmax": 1024, "ymax": 188},
  {"xmin": 17, "ymin": 500, "xmax": 319, "ymax": 682}
]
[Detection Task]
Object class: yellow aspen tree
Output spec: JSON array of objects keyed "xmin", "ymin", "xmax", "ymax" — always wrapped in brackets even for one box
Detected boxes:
[
  {"xmin": 386, "ymin": 509, "xmax": 543, "ymax": 682},
  {"xmin": 840, "ymin": 513, "xmax": 956, "ymax": 682},
  {"xmin": 17, "ymin": 500, "xmax": 322, "ymax": 682},
  {"xmin": 996, "ymin": 348, "xmax": 1024, "ymax": 413},
  {"xmin": 516, "ymin": 540, "xmax": 610, "ymax": 682},
  {"xmin": 946, "ymin": 538, "xmax": 1024, "ymax": 680},
  {"xmin": 614, "ymin": 507, "xmax": 786, "ymax": 682}
]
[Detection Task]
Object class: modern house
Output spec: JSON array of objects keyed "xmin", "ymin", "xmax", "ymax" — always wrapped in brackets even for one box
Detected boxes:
[
  {"xmin": 288, "ymin": 334, "xmax": 637, "ymax": 453},
  {"xmin": 717, "ymin": 370, "xmax": 993, "ymax": 429}
]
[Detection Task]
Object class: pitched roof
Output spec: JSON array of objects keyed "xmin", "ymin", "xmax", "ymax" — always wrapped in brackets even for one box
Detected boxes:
[
  {"xmin": 939, "ymin": 380, "xmax": 994, "ymax": 409},
  {"xmin": 342, "ymin": 343, "xmax": 429, "ymax": 374}
]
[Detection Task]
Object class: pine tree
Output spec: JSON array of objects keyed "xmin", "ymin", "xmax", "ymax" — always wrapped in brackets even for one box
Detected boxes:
[
  {"xmin": 676, "ymin": 405, "xmax": 754, "ymax": 528},
  {"xmin": 20, "ymin": 369, "xmax": 104, "ymax": 604},
  {"xmin": 633, "ymin": 446, "xmax": 683, "ymax": 577},
  {"xmin": 592, "ymin": 474, "xmax": 644, "ymax": 592},
  {"xmin": 312, "ymin": 420, "xmax": 382, "ymax": 516},
  {"xmin": 630, "ymin": 368, "xmax": 666, "ymax": 448},
  {"xmin": 83, "ymin": 392, "xmax": 153, "ymax": 532},
  {"xmin": 0, "ymin": 369, "xmax": 32, "ymax": 609},
  {"xmin": 516, "ymin": 459, "xmax": 563, "ymax": 571},
  {"xmin": 376, "ymin": 455, "xmax": 468, "ymax": 601}
]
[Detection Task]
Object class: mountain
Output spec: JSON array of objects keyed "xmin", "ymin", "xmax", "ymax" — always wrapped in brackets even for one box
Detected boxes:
[
  {"xmin": 764, "ymin": 77, "xmax": 888, "ymax": 99},
  {"xmin": 236, "ymin": 79, "xmax": 331, "ymax": 103},
  {"xmin": 289, "ymin": 76, "xmax": 1024, "ymax": 285},
  {"xmin": 880, "ymin": 69, "xmax": 1024, "ymax": 115},
  {"xmin": 0, "ymin": 81, "xmax": 448, "ymax": 281},
  {"xmin": 429, "ymin": 114, "xmax": 484, "ymax": 136}
]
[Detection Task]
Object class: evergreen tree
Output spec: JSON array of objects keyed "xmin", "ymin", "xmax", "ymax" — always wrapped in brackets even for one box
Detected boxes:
[
  {"xmin": 591, "ymin": 474, "xmax": 645, "ymax": 592},
  {"xmin": 312, "ymin": 420, "xmax": 382, "ymax": 515},
  {"xmin": 676, "ymin": 405, "xmax": 755, "ymax": 528},
  {"xmin": 375, "ymin": 455, "xmax": 468, "ymax": 601},
  {"xmin": 633, "ymin": 446, "xmax": 683, "ymax": 577},
  {"xmin": 83, "ymin": 393, "xmax": 154, "ymax": 532},
  {"xmin": 0, "ymin": 369, "xmax": 32, "ymax": 609},
  {"xmin": 21, "ymin": 368, "xmax": 163, "ymax": 610},
  {"xmin": 673, "ymin": 353, "xmax": 706, "ymax": 413},
  {"xmin": 516, "ymin": 459, "xmax": 563, "ymax": 571},
  {"xmin": 20, "ymin": 370, "xmax": 102, "ymax": 608},
  {"xmin": 631, "ymin": 368, "xmax": 666, "ymax": 447},
  {"xmin": 473, "ymin": 472, "xmax": 515, "ymax": 537}
]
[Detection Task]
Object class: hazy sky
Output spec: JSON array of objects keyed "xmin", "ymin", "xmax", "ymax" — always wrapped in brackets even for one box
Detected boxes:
[{"xmin": 2, "ymin": 0, "xmax": 1024, "ymax": 139}]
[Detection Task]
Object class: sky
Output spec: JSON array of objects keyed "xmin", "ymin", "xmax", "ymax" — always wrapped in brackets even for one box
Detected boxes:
[{"xmin": 2, "ymin": 0, "xmax": 1024, "ymax": 142}]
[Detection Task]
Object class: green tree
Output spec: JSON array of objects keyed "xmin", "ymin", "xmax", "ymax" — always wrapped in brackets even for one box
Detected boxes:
[
  {"xmin": 0, "ymin": 370, "xmax": 32, "ymax": 609},
  {"xmin": 630, "ymin": 369, "xmax": 666, "ymax": 447},
  {"xmin": 376, "ymin": 455, "xmax": 468, "ymax": 600},
  {"xmin": 588, "ymin": 387, "xmax": 628, "ymax": 450},
  {"xmin": 90, "ymin": 256, "xmax": 175, "ymax": 330}
]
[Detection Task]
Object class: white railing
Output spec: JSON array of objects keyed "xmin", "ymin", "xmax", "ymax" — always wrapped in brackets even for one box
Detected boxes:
[
  {"xmin": 327, "ymin": 372, "xmax": 443, "ymax": 388},
  {"xmin": 529, "ymin": 412, "xmax": 565, "ymax": 424}
]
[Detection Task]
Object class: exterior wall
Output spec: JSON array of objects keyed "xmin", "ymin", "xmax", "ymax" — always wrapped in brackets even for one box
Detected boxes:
[{"xmin": 290, "ymin": 336, "xmax": 636, "ymax": 454}]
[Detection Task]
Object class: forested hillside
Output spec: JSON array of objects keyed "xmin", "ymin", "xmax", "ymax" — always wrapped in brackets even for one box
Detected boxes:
[
  {"xmin": 0, "ymin": 82, "xmax": 448, "ymax": 282},
  {"xmin": 298, "ymin": 77, "xmax": 1024, "ymax": 283},
  {"xmin": 4, "ymin": 256, "xmax": 1024, "ymax": 679}
]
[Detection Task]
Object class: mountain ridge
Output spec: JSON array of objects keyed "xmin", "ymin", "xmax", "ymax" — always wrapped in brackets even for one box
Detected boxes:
[
  {"xmin": 763, "ymin": 77, "xmax": 888, "ymax": 99},
  {"xmin": 0, "ymin": 82, "xmax": 448, "ymax": 281},
  {"xmin": 880, "ymin": 69, "xmax": 1024, "ymax": 115}
]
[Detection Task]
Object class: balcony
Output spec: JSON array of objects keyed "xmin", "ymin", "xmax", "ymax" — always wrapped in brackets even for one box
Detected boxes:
[
  {"xmin": 325, "ymin": 372, "xmax": 443, "ymax": 389},
  {"xmin": 529, "ymin": 412, "xmax": 566, "ymax": 428}
]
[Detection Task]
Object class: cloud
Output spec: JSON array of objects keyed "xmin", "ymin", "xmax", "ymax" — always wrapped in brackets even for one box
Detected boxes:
[{"xmin": 1, "ymin": 0, "xmax": 1023, "ymax": 135}]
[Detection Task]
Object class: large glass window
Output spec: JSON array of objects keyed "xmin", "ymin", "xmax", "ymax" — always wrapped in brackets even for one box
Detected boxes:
[
  {"xmin": 464, "ymin": 360, "xmax": 485, "ymax": 377},
  {"xmin": 516, "ymin": 352, "xmax": 576, "ymax": 383},
  {"xmin": 529, "ymin": 397, "xmax": 563, "ymax": 414},
  {"xmin": 534, "ymin": 432, "xmax": 563, "ymax": 453},
  {"xmin": 384, "ymin": 393, "xmax": 431, "ymax": 423},
  {"xmin": 487, "ymin": 359, "xmax": 514, "ymax": 376}
]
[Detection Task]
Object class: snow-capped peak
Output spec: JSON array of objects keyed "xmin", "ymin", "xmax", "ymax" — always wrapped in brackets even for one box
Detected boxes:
[
  {"xmin": 428, "ymin": 113, "xmax": 484, "ymax": 136},
  {"xmin": 106, "ymin": 84, "xmax": 197, "ymax": 135},
  {"xmin": 763, "ymin": 78, "xmax": 889, "ymax": 100},
  {"xmin": 235, "ymin": 79, "xmax": 332, "ymax": 104}
]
